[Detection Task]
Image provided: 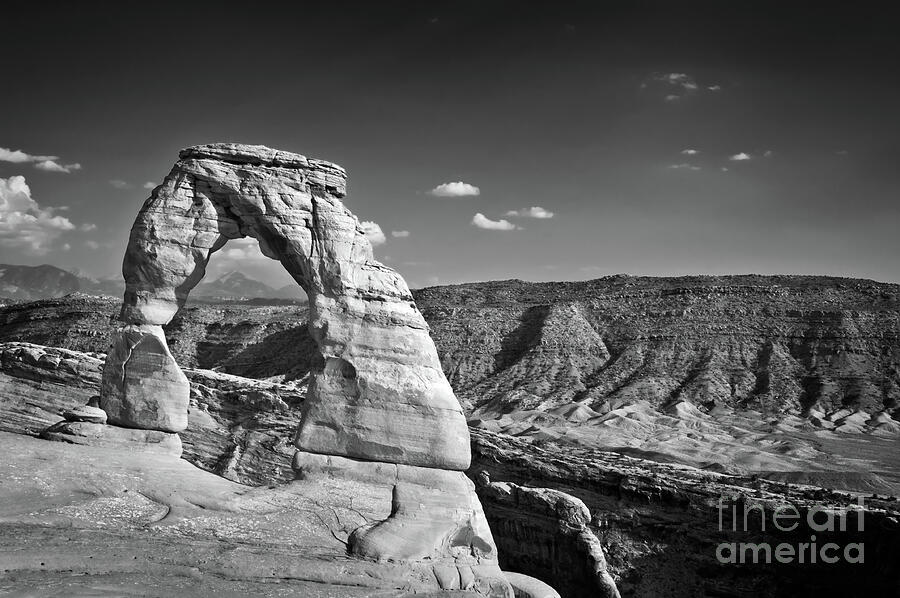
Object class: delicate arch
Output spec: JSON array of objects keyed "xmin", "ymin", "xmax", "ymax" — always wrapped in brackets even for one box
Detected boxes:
[{"xmin": 100, "ymin": 144, "xmax": 470, "ymax": 470}]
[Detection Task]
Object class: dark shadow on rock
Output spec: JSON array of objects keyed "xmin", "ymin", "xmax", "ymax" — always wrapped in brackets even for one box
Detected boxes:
[
  {"xmin": 493, "ymin": 305, "xmax": 551, "ymax": 373},
  {"xmin": 217, "ymin": 326, "xmax": 317, "ymax": 381}
]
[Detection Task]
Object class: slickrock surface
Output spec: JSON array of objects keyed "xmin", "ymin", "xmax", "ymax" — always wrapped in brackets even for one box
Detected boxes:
[{"xmin": 0, "ymin": 432, "xmax": 494, "ymax": 597}]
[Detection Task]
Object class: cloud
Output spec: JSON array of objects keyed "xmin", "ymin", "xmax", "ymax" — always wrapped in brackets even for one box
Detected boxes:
[
  {"xmin": 0, "ymin": 175, "xmax": 75, "ymax": 255},
  {"xmin": 654, "ymin": 72, "xmax": 698, "ymax": 90},
  {"xmin": 143, "ymin": 181, "xmax": 156, "ymax": 189},
  {"xmin": 681, "ymin": 149, "xmax": 699, "ymax": 155},
  {"xmin": 668, "ymin": 163, "xmax": 701, "ymax": 171},
  {"xmin": 472, "ymin": 213, "xmax": 518, "ymax": 231},
  {"xmin": 0, "ymin": 147, "xmax": 81, "ymax": 174},
  {"xmin": 729, "ymin": 152, "xmax": 752, "ymax": 161},
  {"xmin": 505, "ymin": 206, "xmax": 554, "ymax": 219},
  {"xmin": 218, "ymin": 237, "xmax": 261, "ymax": 261},
  {"xmin": 80, "ymin": 223, "xmax": 97, "ymax": 232},
  {"xmin": 836, "ymin": 150, "xmax": 849, "ymax": 156},
  {"xmin": 428, "ymin": 181, "xmax": 480, "ymax": 197},
  {"xmin": 109, "ymin": 179, "xmax": 133, "ymax": 190},
  {"xmin": 360, "ymin": 220, "xmax": 386, "ymax": 245},
  {"xmin": 0, "ymin": 147, "xmax": 57, "ymax": 164},
  {"xmin": 763, "ymin": 150, "xmax": 774, "ymax": 158},
  {"xmin": 391, "ymin": 230, "xmax": 410, "ymax": 238},
  {"xmin": 34, "ymin": 160, "xmax": 82, "ymax": 173},
  {"xmin": 85, "ymin": 240, "xmax": 100, "ymax": 250},
  {"xmin": 643, "ymin": 73, "xmax": 720, "ymax": 102}
]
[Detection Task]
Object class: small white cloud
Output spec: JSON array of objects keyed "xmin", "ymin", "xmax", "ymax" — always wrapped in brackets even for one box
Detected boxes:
[
  {"xmin": 657, "ymin": 73, "xmax": 695, "ymax": 88},
  {"xmin": 836, "ymin": 149, "xmax": 849, "ymax": 156},
  {"xmin": 61, "ymin": 243, "xmax": 71, "ymax": 252},
  {"xmin": 218, "ymin": 237, "xmax": 265, "ymax": 262},
  {"xmin": 428, "ymin": 181, "xmax": 480, "ymax": 197},
  {"xmin": 143, "ymin": 181, "xmax": 156, "ymax": 189},
  {"xmin": 472, "ymin": 213, "xmax": 518, "ymax": 231},
  {"xmin": 391, "ymin": 230, "xmax": 410, "ymax": 238},
  {"xmin": 109, "ymin": 179, "xmax": 133, "ymax": 190},
  {"xmin": 0, "ymin": 175, "xmax": 76, "ymax": 255},
  {"xmin": 668, "ymin": 163, "xmax": 701, "ymax": 171},
  {"xmin": 505, "ymin": 206, "xmax": 554, "ymax": 219},
  {"xmin": 681, "ymin": 149, "xmax": 699, "ymax": 155},
  {"xmin": 360, "ymin": 220, "xmax": 386, "ymax": 246},
  {"xmin": 34, "ymin": 160, "xmax": 81, "ymax": 173},
  {"xmin": 644, "ymin": 73, "xmax": 720, "ymax": 101},
  {"xmin": 0, "ymin": 147, "xmax": 57, "ymax": 164},
  {"xmin": 85, "ymin": 240, "xmax": 100, "ymax": 250},
  {"xmin": 80, "ymin": 223, "xmax": 97, "ymax": 232},
  {"xmin": 763, "ymin": 150, "xmax": 774, "ymax": 158},
  {"xmin": 1, "ymin": 147, "xmax": 81, "ymax": 174},
  {"xmin": 721, "ymin": 167, "xmax": 729, "ymax": 172},
  {"xmin": 729, "ymin": 152, "xmax": 752, "ymax": 161}
]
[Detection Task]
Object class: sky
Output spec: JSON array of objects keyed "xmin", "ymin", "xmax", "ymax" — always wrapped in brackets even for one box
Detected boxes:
[{"xmin": 2, "ymin": 1, "xmax": 899, "ymax": 289}]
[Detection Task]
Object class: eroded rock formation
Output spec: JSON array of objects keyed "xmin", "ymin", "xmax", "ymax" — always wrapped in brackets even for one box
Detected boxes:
[
  {"xmin": 89, "ymin": 143, "xmax": 514, "ymax": 594},
  {"xmin": 102, "ymin": 144, "xmax": 469, "ymax": 469}
]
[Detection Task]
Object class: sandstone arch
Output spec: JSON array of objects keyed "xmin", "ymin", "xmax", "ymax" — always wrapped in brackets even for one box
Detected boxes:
[{"xmin": 99, "ymin": 143, "xmax": 470, "ymax": 471}]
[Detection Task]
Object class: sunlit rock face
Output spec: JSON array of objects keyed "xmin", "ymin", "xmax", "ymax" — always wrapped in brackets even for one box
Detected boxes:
[{"xmin": 100, "ymin": 143, "xmax": 470, "ymax": 468}]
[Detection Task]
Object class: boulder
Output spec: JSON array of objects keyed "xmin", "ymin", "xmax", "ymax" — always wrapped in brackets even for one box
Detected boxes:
[
  {"xmin": 100, "ymin": 324, "xmax": 189, "ymax": 432},
  {"xmin": 41, "ymin": 420, "xmax": 183, "ymax": 457},
  {"xmin": 62, "ymin": 405, "xmax": 107, "ymax": 424}
]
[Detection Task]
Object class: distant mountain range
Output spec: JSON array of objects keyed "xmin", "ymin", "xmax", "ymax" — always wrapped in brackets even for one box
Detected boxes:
[
  {"xmin": 0, "ymin": 264, "xmax": 304, "ymax": 303},
  {"xmin": 192, "ymin": 271, "xmax": 302, "ymax": 301},
  {"xmin": 0, "ymin": 264, "xmax": 80, "ymax": 302}
]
